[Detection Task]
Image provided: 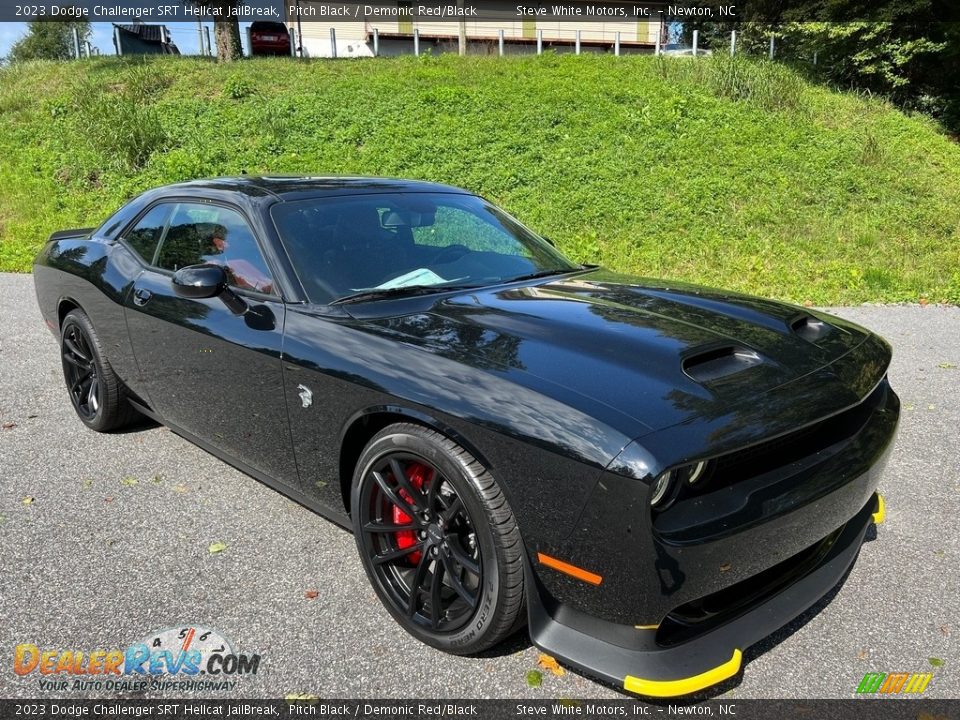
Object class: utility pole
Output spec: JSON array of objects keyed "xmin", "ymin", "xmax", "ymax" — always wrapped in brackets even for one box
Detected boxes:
[
  {"xmin": 296, "ymin": 0, "xmax": 304, "ymax": 58},
  {"xmin": 457, "ymin": 0, "xmax": 466, "ymax": 56}
]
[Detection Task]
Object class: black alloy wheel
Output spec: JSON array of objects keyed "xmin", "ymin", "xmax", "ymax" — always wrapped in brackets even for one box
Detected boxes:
[
  {"xmin": 61, "ymin": 317, "xmax": 101, "ymax": 422},
  {"xmin": 352, "ymin": 423, "xmax": 525, "ymax": 654},
  {"xmin": 59, "ymin": 309, "xmax": 138, "ymax": 432}
]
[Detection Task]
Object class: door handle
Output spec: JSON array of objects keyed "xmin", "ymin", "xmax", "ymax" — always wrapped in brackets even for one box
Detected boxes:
[{"xmin": 132, "ymin": 288, "xmax": 153, "ymax": 307}]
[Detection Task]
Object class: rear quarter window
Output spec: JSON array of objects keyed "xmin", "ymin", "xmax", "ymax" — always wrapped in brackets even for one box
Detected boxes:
[{"xmin": 121, "ymin": 204, "xmax": 172, "ymax": 263}]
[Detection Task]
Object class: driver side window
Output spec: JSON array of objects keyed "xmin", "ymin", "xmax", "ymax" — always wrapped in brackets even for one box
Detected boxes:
[{"xmin": 155, "ymin": 203, "xmax": 275, "ymax": 295}]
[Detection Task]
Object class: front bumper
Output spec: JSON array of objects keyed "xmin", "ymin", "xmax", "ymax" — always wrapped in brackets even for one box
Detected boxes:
[{"xmin": 527, "ymin": 493, "xmax": 883, "ymax": 697}]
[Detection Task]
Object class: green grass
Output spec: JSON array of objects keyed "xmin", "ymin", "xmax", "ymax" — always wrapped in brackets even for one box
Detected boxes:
[{"xmin": 1, "ymin": 53, "xmax": 959, "ymax": 304}]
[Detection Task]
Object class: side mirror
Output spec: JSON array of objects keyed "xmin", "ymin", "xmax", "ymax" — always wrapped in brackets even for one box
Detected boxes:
[
  {"xmin": 172, "ymin": 264, "xmax": 227, "ymax": 299},
  {"xmin": 172, "ymin": 264, "xmax": 247, "ymax": 315}
]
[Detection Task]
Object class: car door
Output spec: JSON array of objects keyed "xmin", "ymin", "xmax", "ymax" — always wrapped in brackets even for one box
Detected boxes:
[{"xmin": 121, "ymin": 200, "xmax": 299, "ymax": 487}]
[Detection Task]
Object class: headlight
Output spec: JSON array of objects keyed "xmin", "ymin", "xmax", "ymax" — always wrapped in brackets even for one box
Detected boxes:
[
  {"xmin": 650, "ymin": 471, "xmax": 673, "ymax": 507},
  {"xmin": 686, "ymin": 461, "xmax": 708, "ymax": 484},
  {"xmin": 651, "ymin": 460, "xmax": 711, "ymax": 508}
]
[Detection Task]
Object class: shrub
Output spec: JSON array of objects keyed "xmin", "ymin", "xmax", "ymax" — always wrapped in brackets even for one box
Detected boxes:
[{"xmin": 223, "ymin": 74, "xmax": 254, "ymax": 100}]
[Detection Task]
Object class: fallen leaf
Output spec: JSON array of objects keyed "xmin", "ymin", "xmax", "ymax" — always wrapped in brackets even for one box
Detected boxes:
[
  {"xmin": 719, "ymin": 562, "xmax": 732, "ymax": 572},
  {"xmin": 526, "ymin": 670, "xmax": 543, "ymax": 688},
  {"xmin": 937, "ymin": 362, "xmax": 956, "ymax": 370},
  {"xmin": 929, "ymin": 657, "xmax": 944, "ymax": 668},
  {"xmin": 537, "ymin": 653, "xmax": 565, "ymax": 676},
  {"xmin": 304, "ymin": 589, "xmax": 319, "ymax": 600},
  {"xmin": 104, "ymin": 496, "xmax": 114, "ymax": 503},
  {"xmin": 151, "ymin": 475, "xmax": 163, "ymax": 484},
  {"xmin": 802, "ymin": 300, "xmax": 813, "ymax": 308},
  {"xmin": 208, "ymin": 541, "xmax": 228, "ymax": 554},
  {"xmin": 919, "ymin": 297, "xmax": 929, "ymax": 306},
  {"xmin": 0, "ymin": 514, "xmax": 7, "ymax": 524},
  {"xmin": 27, "ymin": 414, "xmax": 37, "ymax": 419},
  {"xmin": 928, "ymin": 404, "xmax": 937, "ymax": 410},
  {"xmin": 939, "ymin": 625, "xmax": 951, "ymax": 636},
  {"xmin": 22, "ymin": 496, "xmax": 34, "ymax": 505},
  {"xmin": 120, "ymin": 476, "xmax": 138, "ymax": 487},
  {"xmin": 2, "ymin": 422, "xmax": 16, "ymax": 430},
  {"xmin": 904, "ymin": 403, "xmax": 915, "ymax": 411},
  {"xmin": 82, "ymin": 479, "xmax": 93, "ymax": 488},
  {"xmin": 285, "ymin": 694, "xmax": 319, "ymax": 702},
  {"xmin": 857, "ymin": 649, "xmax": 869, "ymax": 660},
  {"xmin": 173, "ymin": 484, "xmax": 189, "ymax": 494}
]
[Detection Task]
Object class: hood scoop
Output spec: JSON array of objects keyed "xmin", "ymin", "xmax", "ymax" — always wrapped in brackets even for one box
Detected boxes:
[
  {"xmin": 683, "ymin": 345, "xmax": 764, "ymax": 384},
  {"xmin": 791, "ymin": 314, "xmax": 831, "ymax": 343}
]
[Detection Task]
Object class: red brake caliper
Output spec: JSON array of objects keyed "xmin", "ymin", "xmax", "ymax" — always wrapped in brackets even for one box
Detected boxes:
[{"xmin": 392, "ymin": 462, "xmax": 432, "ymax": 565}]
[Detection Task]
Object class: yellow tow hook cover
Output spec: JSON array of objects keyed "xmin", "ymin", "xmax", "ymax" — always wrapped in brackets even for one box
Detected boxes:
[
  {"xmin": 624, "ymin": 649, "xmax": 742, "ymax": 698},
  {"xmin": 872, "ymin": 494, "xmax": 886, "ymax": 525}
]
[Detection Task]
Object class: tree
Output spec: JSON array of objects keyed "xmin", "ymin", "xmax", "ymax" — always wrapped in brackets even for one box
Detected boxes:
[
  {"xmin": 212, "ymin": 15, "xmax": 242, "ymax": 61},
  {"xmin": 779, "ymin": 5, "xmax": 956, "ymax": 130},
  {"xmin": 189, "ymin": 0, "xmax": 242, "ymax": 61},
  {"xmin": 680, "ymin": 1, "xmax": 960, "ymax": 132},
  {"xmin": 9, "ymin": 17, "xmax": 90, "ymax": 62}
]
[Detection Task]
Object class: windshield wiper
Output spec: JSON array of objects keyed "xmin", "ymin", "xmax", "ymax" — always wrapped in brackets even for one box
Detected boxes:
[
  {"xmin": 506, "ymin": 268, "xmax": 581, "ymax": 284},
  {"xmin": 331, "ymin": 284, "xmax": 481, "ymax": 306}
]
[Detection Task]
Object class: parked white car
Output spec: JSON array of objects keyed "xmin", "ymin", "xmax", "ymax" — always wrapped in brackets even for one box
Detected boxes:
[{"xmin": 661, "ymin": 45, "xmax": 714, "ymax": 57}]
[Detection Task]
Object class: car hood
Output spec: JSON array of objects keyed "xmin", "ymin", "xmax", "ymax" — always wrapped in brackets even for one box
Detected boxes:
[{"xmin": 359, "ymin": 269, "xmax": 874, "ymax": 434}]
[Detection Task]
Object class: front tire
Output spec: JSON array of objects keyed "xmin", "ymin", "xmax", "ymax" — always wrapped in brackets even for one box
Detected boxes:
[
  {"xmin": 351, "ymin": 423, "xmax": 525, "ymax": 654},
  {"xmin": 60, "ymin": 309, "xmax": 138, "ymax": 432}
]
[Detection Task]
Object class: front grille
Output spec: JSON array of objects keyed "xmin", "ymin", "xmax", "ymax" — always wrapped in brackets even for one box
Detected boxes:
[
  {"xmin": 708, "ymin": 378, "xmax": 888, "ymax": 488},
  {"xmin": 655, "ymin": 526, "xmax": 844, "ymax": 647}
]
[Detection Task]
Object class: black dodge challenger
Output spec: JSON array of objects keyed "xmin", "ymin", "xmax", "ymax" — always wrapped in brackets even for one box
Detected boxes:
[{"xmin": 34, "ymin": 177, "xmax": 898, "ymax": 697}]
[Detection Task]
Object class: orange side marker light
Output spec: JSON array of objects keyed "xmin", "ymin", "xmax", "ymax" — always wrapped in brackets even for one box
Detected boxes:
[{"xmin": 537, "ymin": 552, "xmax": 603, "ymax": 586}]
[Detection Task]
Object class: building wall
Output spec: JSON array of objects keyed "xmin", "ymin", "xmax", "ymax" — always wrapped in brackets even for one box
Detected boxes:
[{"xmin": 290, "ymin": 1, "xmax": 662, "ymax": 57}]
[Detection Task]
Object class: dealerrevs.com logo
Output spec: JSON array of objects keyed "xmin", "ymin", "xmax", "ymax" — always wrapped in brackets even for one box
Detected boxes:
[{"xmin": 14, "ymin": 626, "xmax": 261, "ymax": 693}]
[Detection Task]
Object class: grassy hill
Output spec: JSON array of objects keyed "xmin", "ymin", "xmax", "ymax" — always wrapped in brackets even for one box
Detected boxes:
[{"xmin": 1, "ymin": 53, "xmax": 958, "ymax": 304}]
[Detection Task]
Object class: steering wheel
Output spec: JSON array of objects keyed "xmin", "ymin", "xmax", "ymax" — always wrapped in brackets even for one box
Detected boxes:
[{"xmin": 429, "ymin": 244, "xmax": 470, "ymax": 265}]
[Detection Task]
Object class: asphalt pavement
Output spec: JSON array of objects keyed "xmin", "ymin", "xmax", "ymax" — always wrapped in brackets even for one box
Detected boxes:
[{"xmin": 0, "ymin": 272, "xmax": 957, "ymax": 699}]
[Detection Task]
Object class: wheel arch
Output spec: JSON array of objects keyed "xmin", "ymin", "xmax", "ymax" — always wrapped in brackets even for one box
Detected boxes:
[
  {"xmin": 337, "ymin": 405, "xmax": 495, "ymax": 516},
  {"xmin": 57, "ymin": 296, "xmax": 83, "ymax": 328}
]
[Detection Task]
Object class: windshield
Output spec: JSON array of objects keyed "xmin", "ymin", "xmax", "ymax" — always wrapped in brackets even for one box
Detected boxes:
[{"xmin": 270, "ymin": 193, "xmax": 578, "ymax": 303}]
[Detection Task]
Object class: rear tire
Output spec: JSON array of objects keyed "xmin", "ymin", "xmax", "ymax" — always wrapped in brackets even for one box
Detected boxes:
[
  {"xmin": 60, "ymin": 309, "xmax": 139, "ymax": 432},
  {"xmin": 351, "ymin": 423, "xmax": 525, "ymax": 654}
]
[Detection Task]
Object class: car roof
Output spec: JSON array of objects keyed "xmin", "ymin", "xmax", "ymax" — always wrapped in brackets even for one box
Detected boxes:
[{"xmin": 159, "ymin": 176, "xmax": 473, "ymax": 201}]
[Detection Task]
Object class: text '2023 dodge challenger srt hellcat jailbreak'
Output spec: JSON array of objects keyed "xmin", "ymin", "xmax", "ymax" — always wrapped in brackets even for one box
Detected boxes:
[{"xmin": 34, "ymin": 177, "xmax": 898, "ymax": 697}]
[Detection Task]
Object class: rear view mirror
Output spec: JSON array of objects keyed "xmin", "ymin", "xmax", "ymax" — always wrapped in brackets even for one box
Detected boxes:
[{"xmin": 381, "ymin": 210, "xmax": 435, "ymax": 228}]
